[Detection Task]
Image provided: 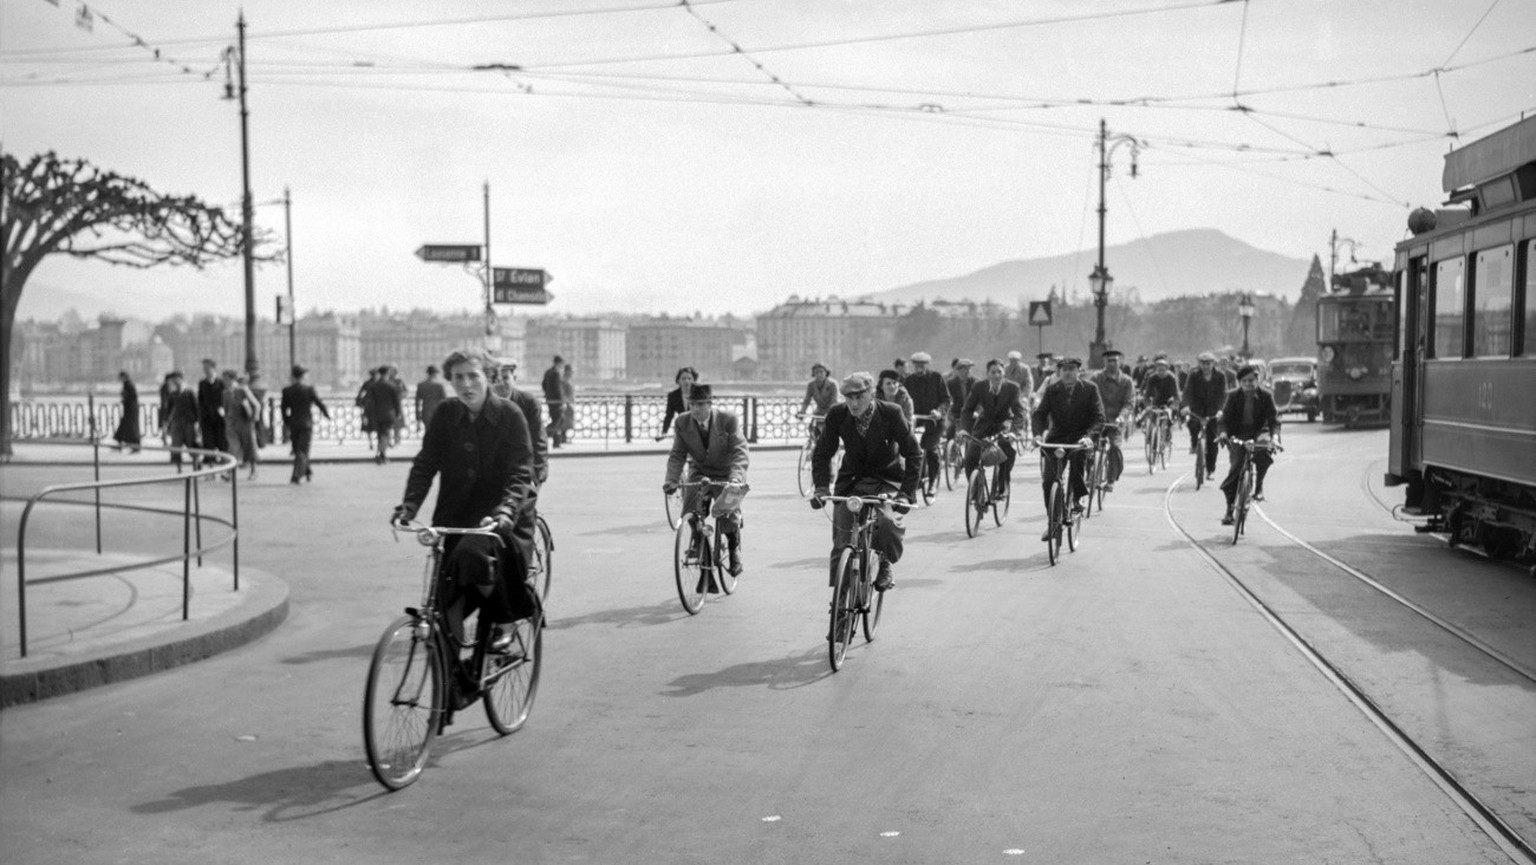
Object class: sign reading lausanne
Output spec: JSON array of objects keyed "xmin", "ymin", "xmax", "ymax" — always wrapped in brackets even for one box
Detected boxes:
[{"xmin": 415, "ymin": 244, "xmax": 482, "ymax": 263}]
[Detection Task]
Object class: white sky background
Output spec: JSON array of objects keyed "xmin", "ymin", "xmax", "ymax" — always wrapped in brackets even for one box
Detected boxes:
[{"xmin": 3, "ymin": 0, "xmax": 1534, "ymax": 322}]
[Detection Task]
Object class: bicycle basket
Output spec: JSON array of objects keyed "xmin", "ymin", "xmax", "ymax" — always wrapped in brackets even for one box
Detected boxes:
[
  {"xmin": 979, "ymin": 442, "xmax": 1006, "ymax": 467},
  {"xmin": 709, "ymin": 484, "xmax": 749, "ymax": 516}
]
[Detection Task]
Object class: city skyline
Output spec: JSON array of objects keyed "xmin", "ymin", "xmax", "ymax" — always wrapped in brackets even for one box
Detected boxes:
[{"xmin": 5, "ymin": 1, "xmax": 1534, "ymax": 326}]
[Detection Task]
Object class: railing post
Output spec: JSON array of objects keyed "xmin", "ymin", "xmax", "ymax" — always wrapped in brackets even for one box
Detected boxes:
[
  {"xmin": 624, "ymin": 395, "xmax": 633, "ymax": 443},
  {"xmin": 183, "ymin": 475, "xmax": 193, "ymax": 621},
  {"xmin": 230, "ymin": 465, "xmax": 240, "ymax": 592},
  {"xmin": 91, "ymin": 420, "xmax": 103, "ymax": 555},
  {"xmin": 17, "ymin": 503, "xmax": 31, "ymax": 658},
  {"xmin": 193, "ymin": 470, "xmax": 204, "ymax": 568}
]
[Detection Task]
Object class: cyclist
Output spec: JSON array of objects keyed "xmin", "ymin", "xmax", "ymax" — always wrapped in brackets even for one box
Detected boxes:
[
  {"xmin": 492, "ymin": 358, "xmax": 550, "ymax": 487},
  {"xmin": 663, "ymin": 384, "xmax": 750, "ymax": 576},
  {"xmin": 877, "ymin": 369, "xmax": 914, "ymax": 427},
  {"xmin": 903, "ymin": 351, "xmax": 950, "ymax": 493},
  {"xmin": 797, "ymin": 363, "xmax": 839, "ymax": 435},
  {"xmin": 1002, "ymin": 350, "xmax": 1035, "ymax": 411},
  {"xmin": 1181, "ymin": 351, "xmax": 1227, "ymax": 478},
  {"xmin": 944, "ymin": 358, "xmax": 977, "ymax": 447},
  {"xmin": 658, "ymin": 366, "xmax": 700, "ymax": 440},
  {"xmin": 1031, "ymin": 357, "xmax": 1105, "ymax": 540},
  {"xmin": 1089, "ymin": 349, "xmax": 1135, "ymax": 491},
  {"xmin": 392, "ymin": 347, "xmax": 538, "ymax": 658},
  {"xmin": 1137, "ymin": 354, "xmax": 1181, "ymax": 437},
  {"xmin": 958, "ymin": 358, "xmax": 1026, "ymax": 499},
  {"xmin": 1217, "ymin": 364, "xmax": 1281, "ymax": 525},
  {"xmin": 811, "ymin": 372, "xmax": 921, "ymax": 592}
]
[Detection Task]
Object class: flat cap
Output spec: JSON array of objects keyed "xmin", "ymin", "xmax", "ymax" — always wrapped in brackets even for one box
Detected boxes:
[{"xmin": 840, "ymin": 371, "xmax": 875, "ymax": 395}]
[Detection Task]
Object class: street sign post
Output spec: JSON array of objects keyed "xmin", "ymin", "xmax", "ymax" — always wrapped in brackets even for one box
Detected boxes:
[
  {"xmin": 1029, "ymin": 300, "xmax": 1053, "ymax": 360},
  {"xmin": 492, "ymin": 267, "xmax": 554, "ymax": 305},
  {"xmin": 414, "ymin": 244, "xmax": 482, "ymax": 263}
]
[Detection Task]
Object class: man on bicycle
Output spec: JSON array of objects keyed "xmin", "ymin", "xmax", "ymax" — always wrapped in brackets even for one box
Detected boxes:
[
  {"xmin": 1181, "ymin": 351, "xmax": 1227, "ymax": 479},
  {"xmin": 944, "ymin": 358, "xmax": 977, "ymax": 447},
  {"xmin": 1089, "ymin": 349, "xmax": 1134, "ymax": 491},
  {"xmin": 1217, "ymin": 364, "xmax": 1280, "ymax": 525},
  {"xmin": 798, "ymin": 363, "xmax": 839, "ymax": 431},
  {"xmin": 811, "ymin": 372, "xmax": 921, "ymax": 592},
  {"xmin": 959, "ymin": 358, "xmax": 1027, "ymax": 498},
  {"xmin": 493, "ymin": 358, "xmax": 550, "ymax": 486},
  {"xmin": 392, "ymin": 347, "xmax": 538, "ymax": 655},
  {"xmin": 663, "ymin": 384, "xmax": 750, "ymax": 575},
  {"xmin": 1002, "ymin": 350, "xmax": 1035, "ymax": 410},
  {"xmin": 1031, "ymin": 357, "xmax": 1105, "ymax": 540},
  {"xmin": 1137, "ymin": 354, "xmax": 1181, "ymax": 433},
  {"xmin": 902, "ymin": 351, "xmax": 950, "ymax": 494}
]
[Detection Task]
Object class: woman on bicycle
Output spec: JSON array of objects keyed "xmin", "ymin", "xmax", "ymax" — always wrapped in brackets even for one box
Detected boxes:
[
  {"xmin": 658, "ymin": 366, "xmax": 699, "ymax": 440},
  {"xmin": 798, "ymin": 363, "xmax": 840, "ymax": 434},
  {"xmin": 662, "ymin": 384, "xmax": 750, "ymax": 576},
  {"xmin": 392, "ymin": 347, "xmax": 539, "ymax": 655},
  {"xmin": 810, "ymin": 372, "xmax": 921, "ymax": 591},
  {"xmin": 1217, "ymin": 364, "xmax": 1280, "ymax": 525},
  {"xmin": 1031, "ymin": 357, "xmax": 1106, "ymax": 540},
  {"xmin": 877, "ymin": 369, "xmax": 914, "ymax": 428}
]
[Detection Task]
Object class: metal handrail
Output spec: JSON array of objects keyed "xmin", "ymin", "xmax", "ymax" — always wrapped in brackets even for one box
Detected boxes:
[{"xmin": 5, "ymin": 438, "xmax": 241, "ymax": 658}]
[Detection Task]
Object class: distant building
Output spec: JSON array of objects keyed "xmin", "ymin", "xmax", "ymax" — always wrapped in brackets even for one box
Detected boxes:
[
  {"xmin": 12, "ymin": 315, "xmax": 171, "ymax": 387},
  {"xmin": 158, "ymin": 313, "xmax": 363, "ymax": 389},
  {"xmin": 756, "ymin": 295, "xmax": 904, "ymax": 381},
  {"xmin": 626, "ymin": 316, "xmax": 739, "ymax": 383},
  {"xmin": 357, "ymin": 311, "xmax": 523, "ymax": 382},
  {"xmin": 526, "ymin": 318, "xmax": 626, "ymax": 381}
]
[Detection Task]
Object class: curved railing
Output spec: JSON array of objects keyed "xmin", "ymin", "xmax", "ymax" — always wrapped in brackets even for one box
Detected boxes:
[
  {"xmin": 8, "ymin": 393, "xmax": 814, "ymax": 447},
  {"xmin": 3, "ymin": 438, "xmax": 242, "ymax": 658}
]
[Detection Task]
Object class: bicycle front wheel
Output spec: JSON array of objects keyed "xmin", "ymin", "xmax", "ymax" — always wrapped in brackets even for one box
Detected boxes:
[
  {"xmin": 715, "ymin": 522, "xmax": 738, "ymax": 595},
  {"xmin": 828, "ymin": 547, "xmax": 858, "ymax": 671},
  {"xmin": 964, "ymin": 470, "xmax": 985, "ymax": 538},
  {"xmin": 991, "ymin": 471, "xmax": 1010, "ymax": 527},
  {"xmin": 1194, "ymin": 445, "xmax": 1206, "ymax": 490},
  {"xmin": 484, "ymin": 615, "xmax": 542, "ymax": 735},
  {"xmin": 1084, "ymin": 456, "xmax": 1101, "ymax": 520},
  {"xmin": 363, "ymin": 615, "xmax": 441, "ymax": 791},
  {"xmin": 1160, "ymin": 428, "xmax": 1171, "ymax": 469},
  {"xmin": 664, "ymin": 487, "xmax": 683, "ymax": 529},
  {"xmin": 674, "ymin": 515, "xmax": 707, "ymax": 614},
  {"xmin": 943, "ymin": 441, "xmax": 960, "ymax": 491},
  {"xmin": 796, "ymin": 442, "xmax": 814, "ymax": 498},
  {"xmin": 1067, "ymin": 497, "xmax": 1082, "ymax": 552},
  {"xmin": 532, "ymin": 515, "xmax": 554, "ymax": 601},
  {"xmin": 861, "ymin": 550, "xmax": 883, "ymax": 642},
  {"xmin": 1046, "ymin": 483, "xmax": 1063, "ymax": 566},
  {"xmin": 1145, "ymin": 428, "xmax": 1158, "ymax": 473},
  {"xmin": 1233, "ymin": 466, "xmax": 1251, "ymax": 544}
]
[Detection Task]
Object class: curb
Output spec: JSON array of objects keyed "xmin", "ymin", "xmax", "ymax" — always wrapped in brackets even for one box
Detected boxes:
[{"xmin": 0, "ymin": 568, "xmax": 290, "ymax": 709}]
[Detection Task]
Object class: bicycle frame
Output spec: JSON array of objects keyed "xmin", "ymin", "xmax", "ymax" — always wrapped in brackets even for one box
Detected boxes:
[
  {"xmin": 821, "ymin": 493, "xmax": 897, "ymax": 670},
  {"xmin": 1037, "ymin": 440, "xmax": 1092, "ymax": 564},
  {"xmin": 1226, "ymin": 438, "xmax": 1280, "ymax": 543}
]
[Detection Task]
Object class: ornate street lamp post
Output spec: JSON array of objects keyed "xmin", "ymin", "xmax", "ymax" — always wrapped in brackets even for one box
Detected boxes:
[
  {"xmin": 1089, "ymin": 118, "xmax": 1143, "ymax": 369},
  {"xmin": 1239, "ymin": 293, "xmax": 1256, "ymax": 359}
]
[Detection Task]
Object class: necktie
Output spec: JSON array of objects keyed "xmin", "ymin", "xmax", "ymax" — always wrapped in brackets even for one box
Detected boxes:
[
  {"xmin": 1242, "ymin": 393, "xmax": 1254, "ymax": 428},
  {"xmin": 700, "ymin": 417, "xmax": 711, "ymax": 449}
]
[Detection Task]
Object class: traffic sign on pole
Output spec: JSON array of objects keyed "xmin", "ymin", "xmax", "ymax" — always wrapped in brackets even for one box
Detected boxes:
[
  {"xmin": 414, "ymin": 244, "xmax": 482, "ymax": 263},
  {"xmin": 1028, "ymin": 300, "xmax": 1053, "ymax": 326}
]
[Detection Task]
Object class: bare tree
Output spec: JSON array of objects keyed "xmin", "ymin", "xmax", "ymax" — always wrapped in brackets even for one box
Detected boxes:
[{"xmin": 2, "ymin": 151, "xmax": 248, "ymax": 454}]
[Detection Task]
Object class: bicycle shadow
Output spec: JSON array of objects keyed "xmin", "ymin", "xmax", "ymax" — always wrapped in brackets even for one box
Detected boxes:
[
  {"xmin": 544, "ymin": 599, "xmax": 690, "ymax": 630},
  {"xmin": 577, "ymin": 522, "xmax": 663, "ymax": 537},
  {"xmin": 279, "ymin": 643, "xmax": 375, "ymax": 665},
  {"xmin": 660, "ymin": 649, "xmax": 831, "ymax": 696},
  {"xmin": 131, "ymin": 759, "xmax": 387, "ymax": 822},
  {"xmin": 947, "ymin": 558, "xmax": 1051, "ymax": 574}
]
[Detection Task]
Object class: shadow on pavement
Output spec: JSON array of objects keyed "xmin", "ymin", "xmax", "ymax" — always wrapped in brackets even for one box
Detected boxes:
[
  {"xmin": 577, "ymin": 522, "xmax": 663, "ymax": 537},
  {"xmin": 660, "ymin": 649, "xmax": 830, "ymax": 696},
  {"xmin": 545, "ymin": 599, "xmax": 688, "ymax": 630},
  {"xmin": 131, "ymin": 759, "xmax": 387, "ymax": 822},
  {"xmin": 946, "ymin": 558, "xmax": 1049, "ymax": 574},
  {"xmin": 280, "ymin": 643, "xmax": 376, "ymax": 665}
]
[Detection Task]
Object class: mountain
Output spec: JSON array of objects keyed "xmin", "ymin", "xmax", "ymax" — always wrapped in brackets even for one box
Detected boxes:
[{"xmin": 866, "ymin": 228, "xmax": 1313, "ymax": 307}]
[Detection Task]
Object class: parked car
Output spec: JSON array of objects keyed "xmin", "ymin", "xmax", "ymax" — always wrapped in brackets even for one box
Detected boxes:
[{"xmin": 1265, "ymin": 356, "xmax": 1320, "ymax": 422}]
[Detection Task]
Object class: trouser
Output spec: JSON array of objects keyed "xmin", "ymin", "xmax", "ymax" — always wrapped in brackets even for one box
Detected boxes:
[
  {"xmin": 546, "ymin": 402, "xmax": 565, "ymax": 445},
  {"xmin": 1096, "ymin": 425, "xmax": 1124, "ymax": 484},
  {"xmin": 1041, "ymin": 448, "xmax": 1089, "ymax": 512},
  {"xmin": 914, "ymin": 419, "xmax": 942, "ymax": 486},
  {"xmin": 168, "ymin": 420, "xmax": 199, "ymax": 466},
  {"xmin": 199, "ymin": 417, "xmax": 227, "ymax": 455},
  {"xmin": 681, "ymin": 476, "xmax": 742, "ymax": 539},
  {"xmin": 962, "ymin": 437, "xmax": 1016, "ymax": 492},
  {"xmin": 289, "ymin": 425, "xmax": 313, "ymax": 481},
  {"xmin": 1187, "ymin": 417, "xmax": 1220, "ymax": 473},
  {"xmin": 1219, "ymin": 445, "xmax": 1273, "ymax": 507},
  {"xmin": 828, "ymin": 477, "xmax": 898, "ymax": 584}
]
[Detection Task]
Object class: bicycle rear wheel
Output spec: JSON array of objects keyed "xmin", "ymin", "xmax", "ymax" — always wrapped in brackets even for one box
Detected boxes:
[
  {"xmin": 828, "ymin": 547, "xmax": 858, "ymax": 671},
  {"xmin": 484, "ymin": 615, "xmax": 542, "ymax": 735},
  {"xmin": 964, "ymin": 469, "xmax": 985, "ymax": 538},
  {"xmin": 715, "ymin": 522, "xmax": 738, "ymax": 595},
  {"xmin": 532, "ymin": 514, "xmax": 554, "ymax": 601},
  {"xmin": 664, "ymin": 487, "xmax": 683, "ymax": 529},
  {"xmin": 861, "ymin": 549, "xmax": 884, "ymax": 642},
  {"xmin": 796, "ymin": 442, "xmax": 814, "ymax": 498},
  {"xmin": 1233, "ymin": 465, "xmax": 1251, "ymax": 544},
  {"xmin": 991, "ymin": 471, "xmax": 1010, "ymax": 526},
  {"xmin": 674, "ymin": 515, "xmax": 707, "ymax": 614},
  {"xmin": 1046, "ymin": 483, "xmax": 1063, "ymax": 566},
  {"xmin": 363, "ymin": 614, "xmax": 440, "ymax": 791}
]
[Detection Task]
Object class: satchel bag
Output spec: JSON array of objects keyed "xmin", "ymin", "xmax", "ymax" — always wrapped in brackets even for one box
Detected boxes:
[{"xmin": 979, "ymin": 440, "xmax": 1006, "ymax": 467}]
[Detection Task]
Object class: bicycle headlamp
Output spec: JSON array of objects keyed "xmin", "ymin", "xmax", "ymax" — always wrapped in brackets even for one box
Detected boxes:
[{"xmin": 845, "ymin": 496, "xmax": 865, "ymax": 512}]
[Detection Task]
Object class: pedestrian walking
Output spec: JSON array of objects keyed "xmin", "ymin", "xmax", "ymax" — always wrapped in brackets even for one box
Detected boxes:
[
  {"xmin": 221, "ymin": 369, "xmax": 261, "ymax": 479},
  {"xmin": 112, "ymin": 370, "xmax": 142, "ymax": 452},
  {"xmin": 388, "ymin": 365, "xmax": 408, "ymax": 446},
  {"xmin": 196, "ymin": 358, "xmax": 228, "ymax": 456},
  {"xmin": 363, "ymin": 365, "xmax": 402, "ymax": 463},
  {"xmin": 162, "ymin": 371, "xmax": 200, "ymax": 468},
  {"xmin": 557, "ymin": 362, "xmax": 576, "ymax": 444},
  {"xmin": 281, "ymin": 364, "xmax": 330, "ymax": 484},
  {"xmin": 248, "ymin": 371, "xmax": 272, "ymax": 448},
  {"xmin": 415, "ymin": 364, "xmax": 448, "ymax": 433},
  {"xmin": 542, "ymin": 354, "xmax": 565, "ymax": 447}
]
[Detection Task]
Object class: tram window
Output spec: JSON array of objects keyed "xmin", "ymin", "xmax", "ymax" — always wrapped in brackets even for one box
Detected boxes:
[
  {"xmin": 1432, "ymin": 257, "xmax": 1466, "ymax": 358},
  {"xmin": 1473, "ymin": 245, "xmax": 1513, "ymax": 357},
  {"xmin": 1524, "ymin": 240, "xmax": 1536, "ymax": 357},
  {"xmin": 1318, "ymin": 303, "xmax": 1341, "ymax": 342}
]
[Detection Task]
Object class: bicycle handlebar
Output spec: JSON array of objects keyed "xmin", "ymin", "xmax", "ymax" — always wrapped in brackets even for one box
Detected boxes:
[{"xmin": 390, "ymin": 519, "xmax": 505, "ymax": 547}]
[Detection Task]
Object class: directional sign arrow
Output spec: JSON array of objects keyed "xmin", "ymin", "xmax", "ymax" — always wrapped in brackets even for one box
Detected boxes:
[{"xmin": 415, "ymin": 244, "xmax": 482, "ymax": 263}]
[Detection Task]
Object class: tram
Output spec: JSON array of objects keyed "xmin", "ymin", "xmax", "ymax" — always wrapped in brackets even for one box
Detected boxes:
[
  {"xmin": 1386, "ymin": 114, "xmax": 1536, "ymax": 570},
  {"xmin": 1316, "ymin": 265, "xmax": 1393, "ymax": 427}
]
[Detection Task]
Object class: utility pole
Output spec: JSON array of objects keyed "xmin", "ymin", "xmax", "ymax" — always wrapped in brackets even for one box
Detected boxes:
[
  {"xmin": 282, "ymin": 186, "xmax": 294, "ymax": 373},
  {"xmin": 235, "ymin": 12, "xmax": 257, "ymax": 378},
  {"xmin": 483, "ymin": 181, "xmax": 498, "ymax": 353},
  {"xmin": 1089, "ymin": 118, "xmax": 1142, "ymax": 369}
]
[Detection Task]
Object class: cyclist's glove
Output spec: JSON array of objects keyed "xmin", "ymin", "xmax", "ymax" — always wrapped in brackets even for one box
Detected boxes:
[
  {"xmin": 662, "ymin": 481, "xmax": 678, "ymax": 495},
  {"xmin": 810, "ymin": 489, "xmax": 830, "ymax": 510},
  {"xmin": 392, "ymin": 503, "xmax": 417, "ymax": 525},
  {"xmin": 892, "ymin": 495, "xmax": 913, "ymax": 515}
]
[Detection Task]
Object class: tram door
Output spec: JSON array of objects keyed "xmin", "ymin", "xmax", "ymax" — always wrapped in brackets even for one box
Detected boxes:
[{"xmin": 1388, "ymin": 254, "xmax": 1425, "ymax": 489}]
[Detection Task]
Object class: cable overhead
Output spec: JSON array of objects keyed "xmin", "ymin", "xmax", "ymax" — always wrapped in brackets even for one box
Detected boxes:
[{"xmin": 679, "ymin": 0, "xmax": 813, "ymax": 106}]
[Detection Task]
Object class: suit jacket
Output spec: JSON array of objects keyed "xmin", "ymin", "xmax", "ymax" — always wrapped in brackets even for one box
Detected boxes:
[
  {"xmin": 1091, "ymin": 370, "xmax": 1135, "ymax": 419},
  {"xmin": 1181, "ymin": 370, "xmax": 1229, "ymax": 419},
  {"xmin": 945, "ymin": 376, "xmax": 976, "ymax": 417},
  {"xmin": 1218, "ymin": 387, "xmax": 1280, "ymax": 441},
  {"xmin": 504, "ymin": 385, "xmax": 550, "ymax": 485},
  {"xmin": 904, "ymin": 369, "xmax": 949, "ymax": 416},
  {"xmin": 960, "ymin": 380, "xmax": 1026, "ymax": 438},
  {"xmin": 402, "ymin": 395, "xmax": 535, "ymax": 544},
  {"xmin": 363, "ymin": 378, "xmax": 401, "ymax": 423},
  {"xmin": 1031, "ymin": 379, "xmax": 1106, "ymax": 442},
  {"xmin": 666, "ymin": 409, "xmax": 749, "ymax": 485},
  {"xmin": 280, "ymin": 383, "xmax": 329, "ymax": 429},
  {"xmin": 812, "ymin": 402, "xmax": 921, "ymax": 498}
]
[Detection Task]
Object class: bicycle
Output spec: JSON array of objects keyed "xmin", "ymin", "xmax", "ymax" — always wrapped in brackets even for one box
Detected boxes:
[
  {"xmin": 1143, "ymin": 407, "xmax": 1173, "ymax": 474},
  {"xmin": 957, "ymin": 431, "xmax": 1014, "ymax": 538},
  {"xmin": 1224, "ymin": 438, "xmax": 1282, "ymax": 544},
  {"xmin": 364, "ymin": 522, "xmax": 543, "ymax": 791},
  {"xmin": 663, "ymin": 485, "xmax": 683, "ymax": 530},
  {"xmin": 532, "ymin": 512, "xmax": 555, "ymax": 601},
  {"xmin": 672, "ymin": 479, "xmax": 748, "ymax": 614},
  {"xmin": 818, "ymin": 492, "xmax": 900, "ymax": 672},
  {"xmin": 1083, "ymin": 423, "xmax": 1117, "ymax": 518},
  {"xmin": 1186, "ymin": 414, "xmax": 1216, "ymax": 491},
  {"xmin": 1038, "ymin": 440, "xmax": 1093, "ymax": 566},
  {"xmin": 913, "ymin": 414, "xmax": 944, "ymax": 505},
  {"xmin": 795, "ymin": 415, "xmax": 825, "ymax": 498}
]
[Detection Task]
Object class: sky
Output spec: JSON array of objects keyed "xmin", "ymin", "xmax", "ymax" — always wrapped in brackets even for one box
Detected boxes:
[{"xmin": 4, "ymin": 0, "xmax": 1534, "ymax": 324}]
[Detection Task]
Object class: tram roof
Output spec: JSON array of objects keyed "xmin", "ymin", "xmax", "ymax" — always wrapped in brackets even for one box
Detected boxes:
[{"xmin": 1443, "ymin": 114, "xmax": 1536, "ymax": 193}]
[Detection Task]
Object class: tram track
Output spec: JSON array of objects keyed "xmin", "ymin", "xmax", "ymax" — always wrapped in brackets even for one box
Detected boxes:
[{"xmin": 1161, "ymin": 471, "xmax": 1536, "ymax": 864}]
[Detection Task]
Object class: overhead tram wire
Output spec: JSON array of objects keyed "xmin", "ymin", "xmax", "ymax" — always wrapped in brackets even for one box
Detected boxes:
[
  {"xmin": 680, "ymin": 0, "xmax": 813, "ymax": 107},
  {"xmin": 1110, "ymin": 172, "xmax": 1173, "ymax": 302}
]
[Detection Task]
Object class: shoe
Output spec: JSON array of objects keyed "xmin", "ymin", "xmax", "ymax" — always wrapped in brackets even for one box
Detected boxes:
[
  {"xmin": 1253, "ymin": 490, "xmax": 1265, "ymax": 502},
  {"xmin": 289, "ymin": 477, "xmax": 301, "ymax": 485},
  {"xmin": 874, "ymin": 561, "xmax": 893, "ymax": 591},
  {"xmin": 305, "ymin": 468, "xmax": 313, "ymax": 482},
  {"xmin": 488, "ymin": 624, "xmax": 515, "ymax": 653},
  {"xmin": 727, "ymin": 548, "xmax": 743, "ymax": 577},
  {"xmin": 1221, "ymin": 511, "xmax": 1235, "ymax": 526},
  {"xmin": 1103, "ymin": 482, "xmax": 1114, "ymax": 493},
  {"xmin": 1041, "ymin": 528, "xmax": 1052, "ymax": 542},
  {"xmin": 1189, "ymin": 446, "xmax": 1197, "ymax": 455}
]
